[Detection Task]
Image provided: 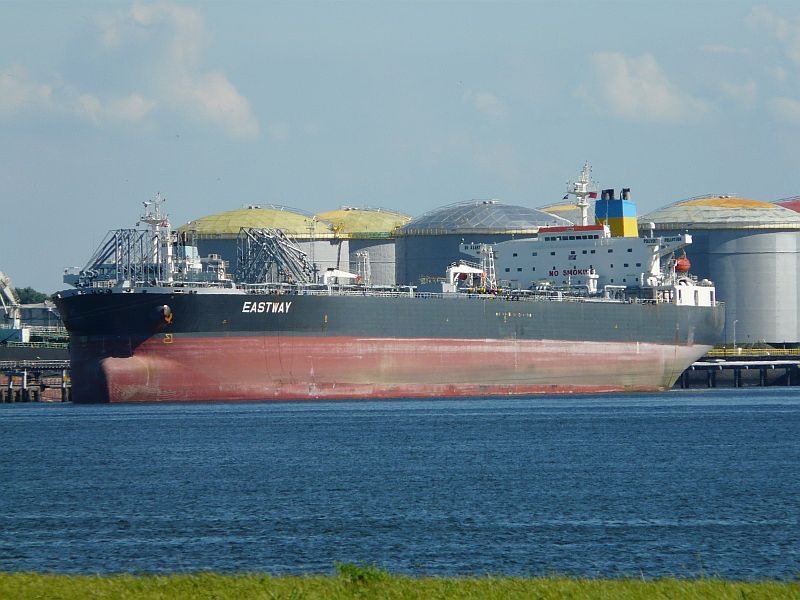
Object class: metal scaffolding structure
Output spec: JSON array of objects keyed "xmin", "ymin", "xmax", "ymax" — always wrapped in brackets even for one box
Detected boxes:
[
  {"xmin": 236, "ymin": 227, "xmax": 315, "ymax": 285},
  {"xmin": 355, "ymin": 251, "xmax": 371, "ymax": 286},
  {"xmin": 76, "ymin": 228, "xmax": 164, "ymax": 286}
]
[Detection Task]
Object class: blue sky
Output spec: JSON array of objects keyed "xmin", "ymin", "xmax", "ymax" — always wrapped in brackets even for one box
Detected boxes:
[{"xmin": 2, "ymin": 0, "xmax": 800, "ymax": 292}]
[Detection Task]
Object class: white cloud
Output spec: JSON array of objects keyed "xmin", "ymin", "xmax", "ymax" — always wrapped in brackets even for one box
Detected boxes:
[
  {"xmin": 110, "ymin": 94, "xmax": 157, "ymax": 121},
  {"xmin": 463, "ymin": 90, "xmax": 508, "ymax": 120},
  {"xmin": 770, "ymin": 96, "xmax": 800, "ymax": 124},
  {"xmin": 76, "ymin": 93, "xmax": 157, "ymax": 123},
  {"xmin": 587, "ymin": 52, "xmax": 710, "ymax": 123},
  {"xmin": 173, "ymin": 71, "xmax": 258, "ymax": 138},
  {"xmin": 2, "ymin": 2, "xmax": 258, "ymax": 139},
  {"xmin": 0, "ymin": 65, "xmax": 156, "ymax": 124},
  {"xmin": 100, "ymin": 1, "xmax": 259, "ymax": 138},
  {"xmin": 747, "ymin": 6, "xmax": 800, "ymax": 65},
  {"xmin": 0, "ymin": 66, "xmax": 54, "ymax": 113},
  {"xmin": 1, "ymin": 65, "xmax": 154, "ymax": 124}
]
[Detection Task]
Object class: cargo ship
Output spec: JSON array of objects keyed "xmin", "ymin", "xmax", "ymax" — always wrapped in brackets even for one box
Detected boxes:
[{"xmin": 54, "ymin": 177, "xmax": 724, "ymax": 403}]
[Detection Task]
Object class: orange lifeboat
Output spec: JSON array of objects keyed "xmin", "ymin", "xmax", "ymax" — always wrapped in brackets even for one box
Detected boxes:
[{"xmin": 675, "ymin": 253, "xmax": 691, "ymax": 273}]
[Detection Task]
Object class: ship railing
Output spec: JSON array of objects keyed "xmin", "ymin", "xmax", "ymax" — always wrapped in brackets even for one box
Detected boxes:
[
  {"xmin": 706, "ymin": 346, "xmax": 800, "ymax": 358},
  {"xmin": 2, "ymin": 341, "xmax": 69, "ymax": 349},
  {"xmin": 0, "ymin": 359, "xmax": 71, "ymax": 370},
  {"xmin": 279, "ymin": 287, "xmax": 666, "ymax": 305},
  {"xmin": 24, "ymin": 325, "xmax": 68, "ymax": 335},
  {"xmin": 132, "ymin": 280, "xmax": 715, "ymax": 307}
]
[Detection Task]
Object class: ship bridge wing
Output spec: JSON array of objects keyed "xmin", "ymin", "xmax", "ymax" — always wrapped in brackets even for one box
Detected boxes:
[{"xmin": 644, "ymin": 233, "xmax": 692, "ymax": 258}]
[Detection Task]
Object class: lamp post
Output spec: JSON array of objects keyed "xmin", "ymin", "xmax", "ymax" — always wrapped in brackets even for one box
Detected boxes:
[{"xmin": 732, "ymin": 319, "xmax": 739, "ymax": 353}]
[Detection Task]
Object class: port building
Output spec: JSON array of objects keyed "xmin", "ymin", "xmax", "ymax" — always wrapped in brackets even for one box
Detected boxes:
[{"xmin": 640, "ymin": 195, "xmax": 800, "ymax": 347}]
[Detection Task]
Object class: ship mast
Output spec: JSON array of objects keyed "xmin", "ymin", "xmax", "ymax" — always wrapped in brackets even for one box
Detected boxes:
[
  {"xmin": 480, "ymin": 244, "xmax": 497, "ymax": 291},
  {"xmin": 565, "ymin": 162, "xmax": 597, "ymax": 227},
  {"xmin": 139, "ymin": 193, "xmax": 173, "ymax": 283}
]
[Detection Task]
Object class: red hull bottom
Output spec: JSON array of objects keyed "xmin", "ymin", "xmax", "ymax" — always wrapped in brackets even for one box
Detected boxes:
[{"xmin": 72, "ymin": 336, "xmax": 712, "ymax": 403}]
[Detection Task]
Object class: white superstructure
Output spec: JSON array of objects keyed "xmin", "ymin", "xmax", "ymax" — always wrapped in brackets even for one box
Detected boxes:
[
  {"xmin": 458, "ymin": 222, "xmax": 716, "ymax": 307},
  {"xmin": 466, "ymin": 224, "xmax": 694, "ymax": 291}
]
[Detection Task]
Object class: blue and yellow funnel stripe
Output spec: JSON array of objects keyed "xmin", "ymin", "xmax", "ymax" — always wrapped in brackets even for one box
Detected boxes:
[{"xmin": 595, "ymin": 188, "xmax": 638, "ymax": 237}]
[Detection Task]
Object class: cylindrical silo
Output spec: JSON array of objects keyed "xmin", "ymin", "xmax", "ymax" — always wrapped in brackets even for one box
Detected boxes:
[
  {"xmin": 178, "ymin": 205, "xmax": 347, "ymax": 283},
  {"xmin": 641, "ymin": 195, "xmax": 800, "ymax": 346},
  {"xmin": 396, "ymin": 200, "xmax": 571, "ymax": 286},
  {"xmin": 315, "ymin": 207, "xmax": 411, "ymax": 286}
]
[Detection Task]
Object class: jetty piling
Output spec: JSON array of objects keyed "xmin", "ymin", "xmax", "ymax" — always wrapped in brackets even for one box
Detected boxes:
[
  {"xmin": 0, "ymin": 360, "xmax": 71, "ymax": 402},
  {"xmin": 678, "ymin": 349, "xmax": 800, "ymax": 389}
]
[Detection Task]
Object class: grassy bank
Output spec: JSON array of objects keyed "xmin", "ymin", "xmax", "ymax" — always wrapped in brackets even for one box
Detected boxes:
[{"xmin": 1, "ymin": 567, "xmax": 798, "ymax": 600}]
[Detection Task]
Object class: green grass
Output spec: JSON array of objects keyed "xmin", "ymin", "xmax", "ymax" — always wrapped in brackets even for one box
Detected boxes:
[{"xmin": 1, "ymin": 565, "xmax": 798, "ymax": 599}]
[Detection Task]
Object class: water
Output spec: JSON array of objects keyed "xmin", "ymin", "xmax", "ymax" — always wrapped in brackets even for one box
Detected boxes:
[{"xmin": 1, "ymin": 388, "xmax": 799, "ymax": 580}]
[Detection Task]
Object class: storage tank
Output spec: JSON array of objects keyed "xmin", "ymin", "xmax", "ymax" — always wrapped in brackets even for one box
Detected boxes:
[
  {"xmin": 641, "ymin": 195, "xmax": 800, "ymax": 347},
  {"xmin": 536, "ymin": 200, "xmax": 593, "ymax": 226},
  {"xmin": 315, "ymin": 207, "xmax": 411, "ymax": 286},
  {"xmin": 179, "ymin": 205, "xmax": 346, "ymax": 282},
  {"xmin": 396, "ymin": 200, "xmax": 570, "ymax": 286}
]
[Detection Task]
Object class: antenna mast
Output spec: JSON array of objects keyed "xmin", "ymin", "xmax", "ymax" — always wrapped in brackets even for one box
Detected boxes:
[
  {"xmin": 139, "ymin": 193, "xmax": 173, "ymax": 282},
  {"xmin": 565, "ymin": 162, "xmax": 597, "ymax": 226}
]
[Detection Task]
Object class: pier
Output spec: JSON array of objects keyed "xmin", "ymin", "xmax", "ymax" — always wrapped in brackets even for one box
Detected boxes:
[
  {"xmin": 0, "ymin": 360, "xmax": 71, "ymax": 402},
  {"xmin": 676, "ymin": 347, "xmax": 800, "ymax": 389}
]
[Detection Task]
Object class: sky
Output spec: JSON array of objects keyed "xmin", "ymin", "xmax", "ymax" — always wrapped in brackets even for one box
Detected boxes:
[{"xmin": 2, "ymin": 0, "xmax": 800, "ymax": 293}]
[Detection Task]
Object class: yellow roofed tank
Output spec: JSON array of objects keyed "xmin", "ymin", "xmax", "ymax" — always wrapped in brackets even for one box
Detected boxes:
[
  {"xmin": 179, "ymin": 205, "xmax": 334, "ymax": 238},
  {"xmin": 315, "ymin": 206, "xmax": 411, "ymax": 238}
]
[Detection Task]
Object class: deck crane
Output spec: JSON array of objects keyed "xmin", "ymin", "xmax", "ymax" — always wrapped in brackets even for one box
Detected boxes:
[{"xmin": 0, "ymin": 270, "xmax": 22, "ymax": 328}]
